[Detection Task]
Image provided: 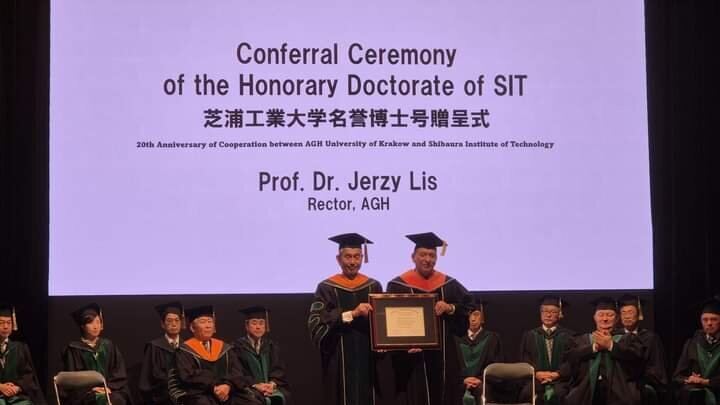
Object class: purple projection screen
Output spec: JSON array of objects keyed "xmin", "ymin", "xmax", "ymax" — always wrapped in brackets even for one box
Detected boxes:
[{"xmin": 49, "ymin": 1, "xmax": 652, "ymax": 295}]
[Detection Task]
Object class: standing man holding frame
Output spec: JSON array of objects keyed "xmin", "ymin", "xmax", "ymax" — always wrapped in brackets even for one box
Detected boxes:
[
  {"xmin": 386, "ymin": 232, "xmax": 474, "ymax": 405},
  {"xmin": 307, "ymin": 233, "xmax": 383, "ymax": 405}
]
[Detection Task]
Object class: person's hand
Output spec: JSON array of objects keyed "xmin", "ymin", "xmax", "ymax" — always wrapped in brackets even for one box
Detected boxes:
[
  {"xmin": 352, "ymin": 303, "xmax": 373, "ymax": 318},
  {"xmin": 214, "ymin": 384, "xmax": 231, "ymax": 402},
  {"xmin": 0, "ymin": 383, "xmax": 19, "ymax": 397},
  {"xmin": 434, "ymin": 301, "xmax": 454, "ymax": 316},
  {"xmin": 536, "ymin": 371, "xmax": 559, "ymax": 384},
  {"xmin": 685, "ymin": 373, "xmax": 709, "ymax": 385},
  {"xmin": 252, "ymin": 383, "xmax": 273, "ymax": 396},
  {"xmin": 408, "ymin": 348, "xmax": 423, "ymax": 354},
  {"xmin": 463, "ymin": 377, "xmax": 482, "ymax": 389},
  {"xmin": 535, "ymin": 371, "xmax": 551, "ymax": 382},
  {"xmin": 592, "ymin": 331, "xmax": 613, "ymax": 351},
  {"xmin": 260, "ymin": 383, "xmax": 274, "ymax": 396}
]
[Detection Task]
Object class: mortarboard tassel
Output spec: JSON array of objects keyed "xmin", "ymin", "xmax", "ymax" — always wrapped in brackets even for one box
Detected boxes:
[
  {"xmin": 265, "ymin": 308, "xmax": 271, "ymax": 333},
  {"xmin": 182, "ymin": 308, "xmax": 187, "ymax": 330},
  {"xmin": 637, "ymin": 296, "xmax": 644, "ymax": 321},
  {"xmin": 559, "ymin": 298, "xmax": 564, "ymax": 319},
  {"xmin": 440, "ymin": 240, "xmax": 447, "ymax": 256},
  {"xmin": 12, "ymin": 307, "xmax": 18, "ymax": 331},
  {"xmin": 363, "ymin": 239, "xmax": 369, "ymax": 264}
]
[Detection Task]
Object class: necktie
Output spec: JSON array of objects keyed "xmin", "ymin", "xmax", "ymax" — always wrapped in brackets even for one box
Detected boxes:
[
  {"xmin": 172, "ymin": 341, "xmax": 178, "ymax": 349},
  {"xmin": 0, "ymin": 341, "xmax": 6, "ymax": 367},
  {"xmin": 545, "ymin": 336, "xmax": 554, "ymax": 364},
  {"xmin": 203, "ymin": 341, "xmax": 211, "ymax": 352},
  {"xmin": 708, "ymin": 335, "xmax": 717, "ymax": 346}
]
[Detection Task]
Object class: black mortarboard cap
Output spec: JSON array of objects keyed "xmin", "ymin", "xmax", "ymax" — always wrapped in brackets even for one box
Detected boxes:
[
  {"xmin": 590, "ymin": 297, "xmax": 618, "ymax": 312},
  {"xmin": 617, "ymin": 294, "xmax": 646, "ymax": 320},
  {"xmin": 406, "ymin": 232, "xmax": 448, "ymax": 256},
  {"xmin": 329, "ymin": 233, "xmax": 372, "ymax": 263},
  {"xmin": 185, "ymin": 305, "xmax": 215, "ymax": 324},
  {"xmin": 71, "ymin": 303, "xmax": 103, "ymax": 326},
  {"xmin": 538, "ymin": 295, "xmax": 568, "ymax": 319},
  {"xmin": 155, "ymin": 302, "xmax": 184, "ymax": 319},
  {"xmin": 240, "ymin": 306, "xmax": 271, "ymax": 332},
  {"xmin": 701, "ymin": 297, "xmax": 720, "ymax": 315},
  {"xmin": 469, "ymin": 300, "xmax": 488, "ymax": 314},
  {"xmin": 0, "ymin": 303, "xmax": 18, "ymax": 331}
]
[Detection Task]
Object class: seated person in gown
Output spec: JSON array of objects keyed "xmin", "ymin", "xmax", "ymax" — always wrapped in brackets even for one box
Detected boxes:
[
  {"xmin": 234, "ymin": 306, "xmax": 291, "ymax": 405},
  {"xmin": 0, "ymin": 304, "xmax": 45, "ymax": 405},
  {"xmin": 172, "ymin": 305, "xmax": 260, "ymax": 405},
  {"xmin": 61, "ymin": 303, "xmax": 131, "ymax": 405}
]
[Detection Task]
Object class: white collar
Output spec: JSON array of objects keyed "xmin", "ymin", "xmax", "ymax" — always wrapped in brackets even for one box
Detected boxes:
[
  {"xmin": 542, "ymin": 325, "xmax": 557, "ymax": 334},
  {"xmin": 468, "ymin": 328, "xmax": 482, "ymax": 340},
  {"xmin": 165, "ymin": 334, "xmax": 180, "ymax": 345}
]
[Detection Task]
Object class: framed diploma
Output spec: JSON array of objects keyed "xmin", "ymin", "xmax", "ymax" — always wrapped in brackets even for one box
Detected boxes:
[{"xmin": 369, "ymin": 293, "xmax": 441, "ymax": 350}]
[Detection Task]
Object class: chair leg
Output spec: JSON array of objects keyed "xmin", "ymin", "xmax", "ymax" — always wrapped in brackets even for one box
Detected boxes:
[
  {"xmin": 53, "ymin": 380, "xmax": 62, "ymax": 405},
  {"xmin": 103, "ymin": 382, "xmax": 113, "ymax": 405}
]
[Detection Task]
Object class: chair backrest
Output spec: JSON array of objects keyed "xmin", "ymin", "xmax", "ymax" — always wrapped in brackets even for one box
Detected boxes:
[
  {"xmin": 483, "ymin": 362, "xmax": 534, "ymax": 380},
  {"xmin": 54, "ymin": 370, "xmax": 106, "ymax": 390}
]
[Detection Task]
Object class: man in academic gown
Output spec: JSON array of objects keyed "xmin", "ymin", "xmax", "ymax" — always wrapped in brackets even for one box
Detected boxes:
[
  {"xmin": 0, "ymin": 304, "xmax": 45, "ymax": 405},
  {"xmin": 139, "ymin": 302, "xmax": 185, "ymax": 405},
  {"xmin": 61, "ymin": 303, "xmax": 131, "ymax": 405},
  {"xmin": 673, "ymin": 296, "xmax": 720, "ymax": 405},
  {"xmin": 307, "ymin": 233, "xmax": 383, "ymax": 405},
  {"xmin": 172, "ymin": 305, "xmax": 261, "ymax": 405},
  {"xmin": 518, "ymin": 295, "xmax": 575, "ymax": 405},
  {"xmin": 234, "ymin": 306, "xmax": 291, "ymax": 405},
  {"xmin": 565, "ymin": 297, "xmax": 644, "ymax": 405},
  {"xmin": 617, "ymin": 295, "xmax": 668, "ymax": 405},
  {"xmin": 454, "ymin": 303, "xmax": 504, "ymax": 405},
  {"xmin": 386, "ymin": 232, "xmax": 474, "ymax": 405}
]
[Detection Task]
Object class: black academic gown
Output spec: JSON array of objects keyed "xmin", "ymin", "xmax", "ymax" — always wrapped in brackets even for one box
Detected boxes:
[
  {"xmin": 307, "ymin": 275, "xmax": 383, "ymax": 405},
  {"xmin": 386, "ymin": 271, "xmax": 474, "ymax": 405},
  {"xmin": 233, "ymin": 336, "xmax": 291, "ymax": 405},
  {"xmin": 454, "ymin": 330, "xmax": 503, "ymax": 405},
  {"xmin": 0, "ymin": 340, "xmax": 46, "ymax": 405},
  {"xmin": 619, "ymin": 329, "xmax": 668, "ymax": 405},
  {"xmin": 61, "ymin": 338, "xmax": 131, "ymax": 405},
  {"xmin": 565, "ymin": 332, "xmax": 644, "ymax": 405},
  {"xmin": 518, "ymin": 326, "xmax": 574, "ymax": 405},
  {"xmin": 173, "ymin": 338, "xmax": 261, "ymax": 405},
  {"xmin": 673, "ymin": 330, "xmax": 720, "ymax": 405},
  {"xmin": 139, "ymin": 337, "xmax": 182, "ymax": 405}
]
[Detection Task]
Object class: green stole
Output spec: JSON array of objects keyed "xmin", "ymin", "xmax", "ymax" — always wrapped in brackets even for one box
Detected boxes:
[
  {"xmin": 240, "ymin": 342, "xmax": 285, "ymax": 405},
  {"xmin": 0, "ymin": 342, "xmax": 32, "ymax": 405},
  {"xmin": 460, "ymin": 333, "xmax": 490, "ymax": 405},
  {"xmin": 588, "ymin": 334, "xmax": 622, "ymax": 400},
  {"xmin": 693, "ymin": 341, "xmax": 720, "ymax": 405},
  {"xmin": 79, "ymin": 341, "xmax": 110, "ymax": 405},
  {"xmin": 533, "ymin": 330, "xmax": 566, "ymax": 405},
  {"xmin": 335, "ymin": 287, "xmax": 372, "ymax": 405}
]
